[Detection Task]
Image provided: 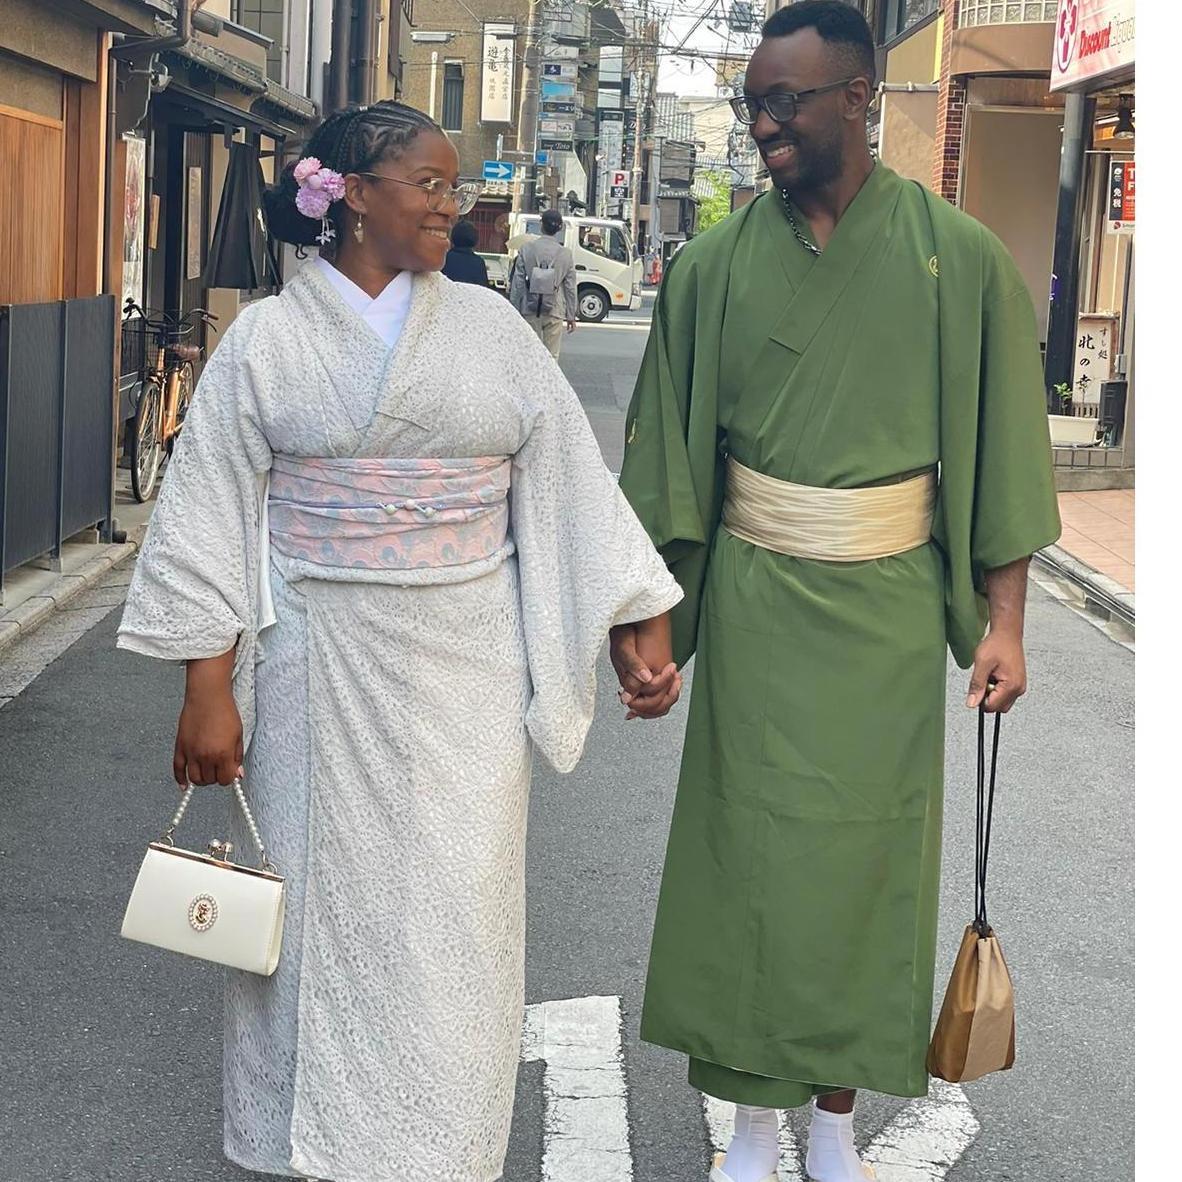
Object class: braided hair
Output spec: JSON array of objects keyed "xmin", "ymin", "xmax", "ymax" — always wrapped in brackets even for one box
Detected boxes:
[{"xmin": 264, "ymin": 101, "xmax": 444, "ymax": 248}]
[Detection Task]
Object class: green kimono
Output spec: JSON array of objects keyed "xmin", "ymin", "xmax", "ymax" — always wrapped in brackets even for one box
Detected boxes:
[{"xmin": 619, "ymin": 164, "xmax": 1060, "ymax": 1107}]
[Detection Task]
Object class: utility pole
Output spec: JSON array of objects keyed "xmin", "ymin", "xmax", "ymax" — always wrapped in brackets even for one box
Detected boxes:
[
  {"xmin": 328, "ymin": 0, "xmax": 351, "ymax": 113},
  {"xmin": 353, "ymin": 0, "xmax": 378, "ymax": 106},
  {"xmin": 629, "ymin": 70, "xmax": 643, "ymax": 245},
  {"xmin": 513, "ymin": 0, "xmax": 544, "ymax": 213},
  {"xmin": 629, "ymin": 0, "xmax": 652, "ymax": 247}
]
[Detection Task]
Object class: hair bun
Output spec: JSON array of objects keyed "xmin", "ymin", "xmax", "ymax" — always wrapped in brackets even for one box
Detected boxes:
[{"xmin": 263, "ymin": 163, "xmax": 322, "ymax": 248}]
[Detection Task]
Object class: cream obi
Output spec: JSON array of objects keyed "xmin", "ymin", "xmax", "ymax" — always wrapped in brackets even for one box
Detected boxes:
[{"xmin": 722, "ymin": 457, "xmax": 936, "ymax": 563}]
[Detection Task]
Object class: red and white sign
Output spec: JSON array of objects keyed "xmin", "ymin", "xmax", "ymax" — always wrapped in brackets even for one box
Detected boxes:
[
  {"xmin": 610, "ymin": 170, "xmax": 628, "ymax": 189},
  {"xmin": 1107, "ymin": 159, "xmax": 1134, "ymax": 234},
  {"xmin": 1051, "ymin": 0, "xmax": 1135, "ymax": 92}
]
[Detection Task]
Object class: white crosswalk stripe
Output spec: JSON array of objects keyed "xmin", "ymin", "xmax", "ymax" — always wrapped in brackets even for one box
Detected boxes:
[{"xmin": 522, "ymin": 995, "xmax": 633, "ymax": 1182}]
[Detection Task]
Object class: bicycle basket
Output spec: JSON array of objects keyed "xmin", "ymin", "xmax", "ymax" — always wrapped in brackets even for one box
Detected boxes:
[{"xmin": 120, "ymin": 317, "xmax": 152, "ymax": 378}]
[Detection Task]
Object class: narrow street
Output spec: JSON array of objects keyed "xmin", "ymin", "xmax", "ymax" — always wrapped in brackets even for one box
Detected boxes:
[{"xmin": 0, "ymin": 298, "xmax": 1132, "ymax": 1182}]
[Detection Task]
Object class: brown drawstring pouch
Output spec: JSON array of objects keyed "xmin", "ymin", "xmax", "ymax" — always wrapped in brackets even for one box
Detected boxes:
[{"xmin": 927, "ymin": 704, "xmax": 1016, "ymax": 1083}]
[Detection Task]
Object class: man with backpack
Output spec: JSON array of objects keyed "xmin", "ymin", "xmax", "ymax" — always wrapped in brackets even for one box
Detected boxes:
[{"xmin": 509, "ymin": 208, "xmax": 578, "ymax": 359}]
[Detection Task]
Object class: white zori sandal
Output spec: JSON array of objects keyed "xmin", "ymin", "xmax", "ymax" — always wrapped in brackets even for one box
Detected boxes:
[
  {"xmin": 710, "ymin": 1150, "xmax": 877, "ymax": 1182},
  {"xmin": 710, "ymin": 1152, "xmax": 778, "ymax": 1182},
  {"xmin": 809, "ymin": 1164, "xmax": 877, "ymax": 1181}
]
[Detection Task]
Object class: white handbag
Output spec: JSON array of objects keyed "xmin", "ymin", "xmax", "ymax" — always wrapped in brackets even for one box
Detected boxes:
[{"xmin": 121, "ymin": 778, "xmax": 286, "ymax": 976}]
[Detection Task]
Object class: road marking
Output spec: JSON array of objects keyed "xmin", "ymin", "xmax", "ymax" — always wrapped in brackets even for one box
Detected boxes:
[
  {"xmin": 865, "ymin": 1081, "xmax": 979, "ymax": 1181},
  {"xmin": 522, "ymin": 995, "xmax": 633, "ymax": 1182},
  {"xmin": 702, "ymin": 1080, "xmax": 978, "ymax": 1182}
]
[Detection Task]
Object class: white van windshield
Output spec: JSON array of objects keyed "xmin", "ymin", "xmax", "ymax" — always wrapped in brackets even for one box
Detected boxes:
[{"xmin": 579, "ymin": 225, "xmax": 630, "ymax": 264}]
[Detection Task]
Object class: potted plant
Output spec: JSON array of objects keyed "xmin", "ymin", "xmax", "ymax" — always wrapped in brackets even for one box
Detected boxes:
[
  {"xmin": 1047, "ymin": 382, "xmax": 1099, "ymax": 446},
  {"xmin": 1050, "ymin": 382, "xmax": 1073, "ymax": 416}
]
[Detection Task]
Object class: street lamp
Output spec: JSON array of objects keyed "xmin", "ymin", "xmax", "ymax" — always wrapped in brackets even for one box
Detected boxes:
[{"xmin": 1113, "ymin": 95, "xmax": 1135, "ymax": 140}]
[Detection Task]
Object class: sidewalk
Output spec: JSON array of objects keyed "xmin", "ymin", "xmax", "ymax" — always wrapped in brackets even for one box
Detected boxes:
[
  {"xmin": 1054, "ymin": 489, "xmax": 1135, "ymax": 593},
  {"xmin": 0, "ymin": 471, "xmax": 155, "ymax": 654}
]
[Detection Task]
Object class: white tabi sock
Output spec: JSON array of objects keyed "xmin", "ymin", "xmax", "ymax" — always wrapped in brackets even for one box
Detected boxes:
[
  {"xmin": 719, "ymin": 1104, "xmax": 779, "ymax": 1182},
  {"xmin": 805, "ymin": 1101, "xmax": 868, "ymax": 1182}
]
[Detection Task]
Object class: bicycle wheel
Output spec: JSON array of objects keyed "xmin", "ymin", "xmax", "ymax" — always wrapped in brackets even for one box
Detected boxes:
[
  {"xmin": 166, "ymin": 362, "xmax": 195, "ymax": 456},
  {"xmin": 130, "ymin": 381, "xmax": 164, "ymax": 502}
]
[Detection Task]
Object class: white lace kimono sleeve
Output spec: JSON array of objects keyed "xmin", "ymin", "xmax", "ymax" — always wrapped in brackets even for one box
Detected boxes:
[
  {"xmin": 117, "ymin": 308, "xmax": 273, "ymax": 741},
  {"xmin": 510, "ymin": 339, "xmax": 684, "ymax": 773}
]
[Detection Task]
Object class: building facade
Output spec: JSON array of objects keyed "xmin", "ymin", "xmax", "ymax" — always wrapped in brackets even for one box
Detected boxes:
[
  {"xmin": 924, "ymin": 0, "xmax": 1134, "ymax": 487},
  {"xmin": 764, "ymin": 0, "xmax": 1135, "ymax": 490},
  {"xmin": 0, "ymin": 0, "xmax": 319, "ymax": 589}
]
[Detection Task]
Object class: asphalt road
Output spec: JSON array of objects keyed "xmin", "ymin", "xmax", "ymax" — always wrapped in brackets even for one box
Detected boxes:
[{"xmin": 0, "ymin": 296, "xmax": 1133, "ymax": 1182}]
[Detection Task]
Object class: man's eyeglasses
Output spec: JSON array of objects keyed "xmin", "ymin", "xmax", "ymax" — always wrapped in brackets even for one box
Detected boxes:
[
  {"xmin": 729, "ymin": 78, "xmax": 857, "ymax": 127},
  {"xmin": 358, "ymin": 173, "xmax": 483, "ymax": 216}
]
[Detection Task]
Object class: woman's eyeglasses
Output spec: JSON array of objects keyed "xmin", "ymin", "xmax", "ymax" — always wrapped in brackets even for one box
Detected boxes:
[
  {"xmin": 358, "ymin": 173, "xmax": 483, "ymax": 216},
  {"xmin": 729, "ymin": 79, "xmax": 857, "ymax": 126}
]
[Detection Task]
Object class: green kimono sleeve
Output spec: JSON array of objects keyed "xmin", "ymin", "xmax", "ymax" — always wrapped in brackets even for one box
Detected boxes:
[
  {"xmin": 618, "ymin": 250, "xmax": 726, "ymax": 665},
  {"xmin": 928, "ymin": 194, "xmax": 1062, "ymax": 667},
  {"xmin": 971, "ymin": 246, "xmax": 1062, "ymax": 576}
]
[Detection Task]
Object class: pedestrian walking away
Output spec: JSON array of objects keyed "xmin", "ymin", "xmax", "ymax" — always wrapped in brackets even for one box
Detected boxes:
[
  {"xmin": 609, "ymin": 3, "xmax": 1062, "ymax": 1181},
  {"xmin": 441, "ymin": 217, "xmax": 491, "ymax": 287},
  {"xmin": 509, "ymin": 207, "xmax": 578, "ymax": 359},
  {"xmin": 116, "ymin": 99, "xmax": 682, "ymax": 1182}
]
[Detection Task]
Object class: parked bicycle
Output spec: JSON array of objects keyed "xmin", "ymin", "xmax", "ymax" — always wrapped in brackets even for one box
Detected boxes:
[{"xmin": 122, "ymin": 300, "xmax": 218, "ymax": 502}]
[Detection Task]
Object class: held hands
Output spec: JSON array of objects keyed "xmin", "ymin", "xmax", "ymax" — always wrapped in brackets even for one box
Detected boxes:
[
  {"xmin": 609, "ymin": 613, "xmax": 682, "ymax": 721},
  {"xmin": 173, "ymin": 649, "xmax": 244, "ymax": 787},
  {"xmin": 966, "ymin": 627, "xmax": 1027, "ymax": 714}
]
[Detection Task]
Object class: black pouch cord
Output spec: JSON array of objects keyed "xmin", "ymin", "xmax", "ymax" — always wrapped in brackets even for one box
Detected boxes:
[{"xmin": 974, "ymin": 701, "xmax": 1001, "ymax": 936}]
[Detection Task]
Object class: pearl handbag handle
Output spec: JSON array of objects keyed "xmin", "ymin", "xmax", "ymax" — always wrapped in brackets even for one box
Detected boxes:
[{"xmin": 162, "ymin": 779, "xmax": 277, "ymax": 873}]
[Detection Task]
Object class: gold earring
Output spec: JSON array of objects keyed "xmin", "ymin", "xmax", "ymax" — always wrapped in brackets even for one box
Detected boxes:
[{"xmin": 353, "ymin": 215, "xmax": 365, "ymax": 244}]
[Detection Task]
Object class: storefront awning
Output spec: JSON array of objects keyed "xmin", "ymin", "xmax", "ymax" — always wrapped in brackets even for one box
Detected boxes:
[
  {"xmin": 160, "ymin": 39, "xmax": 316, "ymax": 137},
  {"xmin": 154, "ymin": 81, "xmax": 297, "ymax": 140}
]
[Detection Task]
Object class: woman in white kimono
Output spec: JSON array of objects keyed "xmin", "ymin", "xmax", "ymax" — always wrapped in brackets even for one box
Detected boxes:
[{"xmin": 118, "ymin": 101, "xmax": 683, "ymax": 1182}]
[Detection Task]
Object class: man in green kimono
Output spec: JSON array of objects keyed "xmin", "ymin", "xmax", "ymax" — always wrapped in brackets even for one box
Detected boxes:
[{"xmin": 609, "ymin": 4, "xmax": 1061, "ymax": 1180}]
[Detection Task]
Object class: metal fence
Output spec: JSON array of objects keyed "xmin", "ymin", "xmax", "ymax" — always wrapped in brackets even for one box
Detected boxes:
[{"xmin": 0, "ymin": 295, "xmax": 116, "ymax": 599}]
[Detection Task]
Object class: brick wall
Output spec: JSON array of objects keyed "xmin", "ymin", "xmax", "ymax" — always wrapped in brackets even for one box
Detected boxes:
[{"xmin": 931, "ymin": 0, "xmax": 965, "ymax": 202}]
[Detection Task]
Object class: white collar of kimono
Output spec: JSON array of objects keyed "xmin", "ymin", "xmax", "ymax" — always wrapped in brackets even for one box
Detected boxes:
[{"xmin": 313, "ymin": 255, "xmax": 414, "ymax": 351}]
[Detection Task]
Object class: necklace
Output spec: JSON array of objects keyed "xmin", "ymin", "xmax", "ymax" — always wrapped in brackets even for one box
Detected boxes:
[{"xmin": 780, "ymin": 189, "xmax": 822, "ymax": 257}]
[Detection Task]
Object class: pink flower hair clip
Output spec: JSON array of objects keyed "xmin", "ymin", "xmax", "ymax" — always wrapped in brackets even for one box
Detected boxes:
[{"xmin": 293, "ymin": 156, "xmax": 347, "ymax": 245}]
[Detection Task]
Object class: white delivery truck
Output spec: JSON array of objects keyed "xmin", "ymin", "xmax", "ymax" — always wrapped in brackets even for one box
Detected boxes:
[{"xmin": 505, "ymin": 213, "xmax": 643, "ymax": 322}]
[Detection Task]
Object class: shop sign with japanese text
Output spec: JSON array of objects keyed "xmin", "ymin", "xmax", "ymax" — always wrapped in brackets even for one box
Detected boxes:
[
  {"xmin": 481, "ymin": 24, "xmax": 516, "ymax": 123},
  {"xmin": 1051, "ymin": 0, "xmax": 1134, "ymax": 91},
  {"xmin": 1073, "ymin": 314, "xmax": 1118, "ymax": 403},
  {"xmin": 1107, "ymin": 158, "xmax": 1134, "ymax": 233}
]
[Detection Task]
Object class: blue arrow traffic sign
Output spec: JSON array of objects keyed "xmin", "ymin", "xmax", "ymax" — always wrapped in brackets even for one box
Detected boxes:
[{"xmin": 482, "ymin": 160, "xmax": 515, "ymax": 182}]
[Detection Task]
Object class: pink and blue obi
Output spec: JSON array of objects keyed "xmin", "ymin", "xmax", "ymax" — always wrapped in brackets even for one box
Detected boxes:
[{"xmin": 267, "ymin": 455, "xmax": 512, "ymax": 570}]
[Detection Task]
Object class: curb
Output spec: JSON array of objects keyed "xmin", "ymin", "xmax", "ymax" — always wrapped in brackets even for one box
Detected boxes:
[
  {"xmin": 0, "ymin": 537, "xmax": 141, "ymax": 657},
  {"xmin": 1033, "ymin": 544, "xmax": 1135, "ymax": 626}
]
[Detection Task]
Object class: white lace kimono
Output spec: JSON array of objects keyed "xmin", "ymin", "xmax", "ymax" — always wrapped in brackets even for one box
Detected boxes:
[{"xmin": 117, "ymin": 265, "xmax": 682, "ymax": 1182}]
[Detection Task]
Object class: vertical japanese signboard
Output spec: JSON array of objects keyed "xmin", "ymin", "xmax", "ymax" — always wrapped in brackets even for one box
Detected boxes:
[
  {"xmin": 1107, "ymin": 158, "xmax": 1134, "ymax": 233},
  {"xmin": 481, "ymin": 24, "xmax": 516, "ymax": 123},
  {"xmin": 1072, "ymin": 313, "xmax": 1118, "ymax": 404}
]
